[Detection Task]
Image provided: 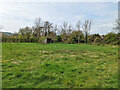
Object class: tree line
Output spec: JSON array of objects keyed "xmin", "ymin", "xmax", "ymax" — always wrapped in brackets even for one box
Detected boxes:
[{"xmin": 2, "ymin": 17, "xmax": 120, "ymax": 45}]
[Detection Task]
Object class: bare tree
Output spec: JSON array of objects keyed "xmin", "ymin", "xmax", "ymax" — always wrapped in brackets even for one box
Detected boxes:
[
  {"xmin": 54, "ymin": 25, "xmax": 61, "ymax": 35},
  {"xmin": 60, "ymin": 21, "xmax": 68, "ymax": 42},
  {"xmin": 53, "ymin": 24, "xmax": 58, "ymax": 34},
  {"xmin": 76, "ymin": 20, "xmax": 81, "ymax": 43},
  {"xmin": 113, "ymin": 19, "xmax": 120, "ymax": 33},
  {"xmin": 51, "ymin": 24, "xmax": 58, "ymax": 39},
  {"xmin": 43, "ymin": 21, "xmax": 53, "ymax": 37},
  {"xmin": 62, "ymin": 22, "xmax": 68, "ymax": 33},
  {"xmin": 82, "ymin": 19, "xmax": 92, "ymax": 43},
  {"xmin": 33, "ymin": 17, "xmax": 43, "ymax": 38},
  {"xmin": 67, "ymin": 24, "xmax": 73, "ymax": 36}
]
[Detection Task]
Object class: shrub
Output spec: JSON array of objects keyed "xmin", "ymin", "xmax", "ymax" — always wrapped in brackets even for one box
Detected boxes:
[
  {"xmin": 56, "ymin": 35, "xmax": 62, "ymax": 42},
  {"xmin": 38, "ymin": 36, "xmax": 47, "ymax": 44}
]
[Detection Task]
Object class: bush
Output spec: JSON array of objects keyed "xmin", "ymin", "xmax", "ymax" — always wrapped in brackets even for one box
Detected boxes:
[
  {"xmin": 38, "ymin": 36, "xmax": 47, "ymax": 44},
  {"xmin": 66, "ymin": 37, "xmax": 76, "ymax": 44},
  {"xmin": 19, "ymin": 38, "xmax": 24, "ymax": 42},
  {"xmin": 67, "ymin": 31, "xmax": 84, "ymax": 44},
  {"xmin": 103, "ymin": 32, "xmax": 116, "ymax": 45},
  {"xmin": 56, "ymin": 35, "xmax": 62, "ymax": 42}
]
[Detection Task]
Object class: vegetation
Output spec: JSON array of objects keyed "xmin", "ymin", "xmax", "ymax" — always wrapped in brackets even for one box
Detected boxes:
[
  {"xmin": 2, "ymin": 17, "xmax": 120, "ymax": 45},
  {"xmin": 1, "ymin": 18, "xmax": 119, "ymax": 88},
  {"xmin": 2, "ymin": 43, "xmax": 118, "ymax": 88}
]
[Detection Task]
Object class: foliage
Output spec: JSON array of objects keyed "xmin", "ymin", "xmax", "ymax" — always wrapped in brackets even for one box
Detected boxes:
[
  {"xmin": 55, "ymin": 35, "xmax": 62, "ymax": 42},
  {"xmin": 103, "ymin": 32, "xmax": 119, "ymax": 45},
  {"xmin": 67, "ymin": 31, "xmax": 84, "ymax": 44},
  {"xmin": 2, "ymin": 18, "xmax": 120, "ymax": 45},
  {"xmin": 38, "ymin": 36, "xmax": 47, "ymax": 44},
  {"xmin": 88, "ymin": 34, "xmax": 101, "ymax": 43}
]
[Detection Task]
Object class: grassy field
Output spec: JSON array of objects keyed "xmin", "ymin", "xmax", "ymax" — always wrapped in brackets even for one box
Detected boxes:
[{"xmin": 2, "ymin": 43, "xmax": 118, "ymax": 88}]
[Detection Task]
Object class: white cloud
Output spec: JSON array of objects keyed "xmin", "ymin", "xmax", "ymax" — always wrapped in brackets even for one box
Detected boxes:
[
  {"xmin": 0, "ymin": 2, "xmax": 118, "ymax": 35},
  {"xmin": 0, "ymin": 0, "xmax": 119, "ymax": 2},
  {"xmin": 91, "ymin": 18, "xmax": 116, "ymax": 35},
  {"xmin": 74, "ymin": 15, "xmax": 85, "ymax": 19}
]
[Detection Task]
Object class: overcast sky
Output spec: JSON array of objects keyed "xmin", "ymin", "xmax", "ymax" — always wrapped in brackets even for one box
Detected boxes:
[{"xmin": 0, "ymin": 1, "xmax": 118, "ymax": 35}]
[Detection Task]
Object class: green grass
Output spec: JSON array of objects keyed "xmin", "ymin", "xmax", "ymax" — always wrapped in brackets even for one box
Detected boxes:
[{"xmin": 2, "ymin": 43, "xmax": 118, "ymax": 88}]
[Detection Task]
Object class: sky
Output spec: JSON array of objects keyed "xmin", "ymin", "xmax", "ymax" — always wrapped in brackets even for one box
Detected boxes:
[{"xmin": 0, "ymin": 0, "xmax": 118, "ymax": 35}]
